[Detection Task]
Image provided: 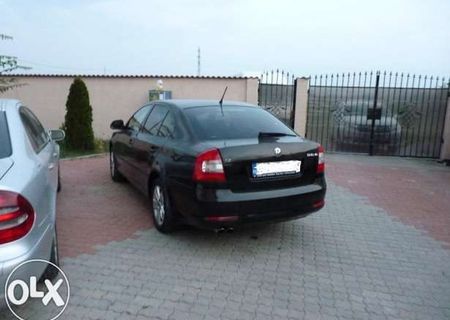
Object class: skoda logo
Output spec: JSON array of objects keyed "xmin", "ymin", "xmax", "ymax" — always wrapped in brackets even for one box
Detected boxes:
[{"xmin": 274, "ymin": 147, "xmax": 281, "ymax": 155}]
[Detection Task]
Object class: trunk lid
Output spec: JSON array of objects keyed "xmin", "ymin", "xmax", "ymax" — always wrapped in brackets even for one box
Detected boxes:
[{"xmin": 197, "ymin": 136, "xmax": 320, "ymax": 192}]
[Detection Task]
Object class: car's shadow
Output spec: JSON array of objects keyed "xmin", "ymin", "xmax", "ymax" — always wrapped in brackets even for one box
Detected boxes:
[{"xmin": 161, "ymin": 218, "xmax": 320, "ymax": 255}]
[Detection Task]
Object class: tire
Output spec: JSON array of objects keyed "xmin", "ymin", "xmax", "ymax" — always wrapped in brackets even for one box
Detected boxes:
[
  {"xmin": 150, "ymin": 178, "xmax": 176, "ymax": 233},
  {"xmin": 110, "ymin": 150, "xmax": 125, "ymax": 182},
  {"xmin": 40, "ymin": 227, "xmax": 60, "ymax": 281}
]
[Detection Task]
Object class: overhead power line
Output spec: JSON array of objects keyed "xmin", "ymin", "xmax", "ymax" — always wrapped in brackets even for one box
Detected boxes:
[
  {"xmin": 19, "ymin": 59, "xmax": 102, "ymax": 72},
  {"xmin": 0, "ymin": 34, "xmax": 13, "ymax": 40}
]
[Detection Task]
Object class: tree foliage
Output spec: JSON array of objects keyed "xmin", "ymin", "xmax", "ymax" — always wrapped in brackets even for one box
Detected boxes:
[
  {"xmin": 0, "ymin": 34, "xmax": 29, "ymax": 93},
  {"xmin": 64, "ymin": 77, "xmax": 95, "ymax": 150}
]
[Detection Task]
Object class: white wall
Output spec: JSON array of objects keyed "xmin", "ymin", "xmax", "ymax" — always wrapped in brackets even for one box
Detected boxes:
[{"xmin": 2, "ymin": 75, "xmax": 259, "ymax": 139}]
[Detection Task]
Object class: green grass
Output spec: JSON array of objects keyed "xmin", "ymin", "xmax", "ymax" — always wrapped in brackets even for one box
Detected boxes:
[{"xmin": 59, "ymin": 138, "xmax": 109, "ymax": 159}]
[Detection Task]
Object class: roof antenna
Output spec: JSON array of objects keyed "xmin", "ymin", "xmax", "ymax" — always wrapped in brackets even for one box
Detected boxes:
[{"xmin": 219, "ymin": 86, "xmax": 228, "ymax": 115}]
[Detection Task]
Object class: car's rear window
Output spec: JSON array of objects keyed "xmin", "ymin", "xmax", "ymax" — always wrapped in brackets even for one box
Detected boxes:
[
  {"xmin": 184, "ymin": 105, "xmax": 294, "ymax": 140},
  {"xmin": 0, "ymin": 111, "xmax": 12, "ymax": 158}
]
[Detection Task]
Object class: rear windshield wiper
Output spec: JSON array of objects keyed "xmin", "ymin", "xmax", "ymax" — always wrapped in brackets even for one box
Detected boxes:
[{"xmin": 258, "ymin": 132, "xmax": 296, "ymax": 138}]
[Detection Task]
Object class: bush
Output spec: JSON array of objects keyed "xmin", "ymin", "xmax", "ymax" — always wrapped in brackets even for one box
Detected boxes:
[{"xmin": 64, "ymin": 77, "xmax": 94, "ymax": 150}]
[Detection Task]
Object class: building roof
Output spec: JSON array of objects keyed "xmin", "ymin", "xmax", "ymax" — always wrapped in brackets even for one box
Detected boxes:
[
  {"xmin": 160, "ymin": 99, "xmax": 257, "ymax": 109},
  {"xmin": 4, "ymin": 73, "xmax": 258, "ymax": 79}
]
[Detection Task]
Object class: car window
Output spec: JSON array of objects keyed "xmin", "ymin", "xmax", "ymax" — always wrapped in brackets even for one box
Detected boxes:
[
  {"xmin": 340, "ymin": 100, "xmax": 382, "ymax": 116},
  {"xmin": 143, "ymin": 105, "xmax": 169, "ymax": 136},
  {"xmin": 19, "ymin": 107, "xmax": 49, "ymax": 153},
  {"xmin": 347, "ymin": 101, "xmax": 370, "ymax": 115},
  {"xmin": 0, "ymin": 112, "xmax": 12, "ymax": 158},
  {"xmin": 127, "ymin": 105, "xmax": 152, "ymax": 131},
  {"xmin": 184, "ymin": 105, "xmax": 294, "ymax": 140},
  {"xmin": 157, "ymin": 111, "xmax": 177, "ymax": 139}
]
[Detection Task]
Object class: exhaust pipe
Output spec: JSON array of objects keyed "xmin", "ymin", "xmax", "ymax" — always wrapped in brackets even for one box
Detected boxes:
[
  {"xmin": 214, "ymin": 227, "xmax": 226, "ymax": 234},
  {"xmin": 226, "ymin": 227, "xmax": 234, "ymax": 233},
  {"xmin": 214, "ymin": 227, "xmax": 234, "ymax": 234}
]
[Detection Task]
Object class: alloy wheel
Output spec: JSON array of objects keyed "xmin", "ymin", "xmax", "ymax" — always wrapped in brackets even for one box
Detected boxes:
[{"xmin": 152, "ymin": 185, "xmax": 165, "ymax": 226}]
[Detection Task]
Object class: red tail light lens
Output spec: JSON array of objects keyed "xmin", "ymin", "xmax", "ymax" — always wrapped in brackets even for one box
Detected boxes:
[
  {"xmin": 317, "ymin": 145, "xmax": 325, "ymax": 174},
  {"xmin": 193, "ymin": 149, "xmax": 226, "ymax": 183},
  {"xmin": 313, "ymin": 199, "xmax": 325, "ymax": 208},
  {"xmin": 0, "ymin": 191, "xmax": 35, "ymax": 245}
]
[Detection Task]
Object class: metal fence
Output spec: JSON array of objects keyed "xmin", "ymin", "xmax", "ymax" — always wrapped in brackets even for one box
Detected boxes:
[
  {"xmin": 306, "ymin": 72, "xmax": 449, "ymax": 158},
  {"xmin": 258, "ymin": 70, "xmax": 296, "ymax": 127}
]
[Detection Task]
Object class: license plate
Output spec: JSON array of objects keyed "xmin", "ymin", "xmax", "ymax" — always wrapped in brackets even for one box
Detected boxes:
[{"xmin": 252, "ymin": 160, "xmax": 301, "ymax": 178}]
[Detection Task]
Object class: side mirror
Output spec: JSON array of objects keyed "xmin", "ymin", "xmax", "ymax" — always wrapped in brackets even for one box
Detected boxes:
[
  {"xmin": 50, "ymin": 129, "xmax": 65, "ymax": 142},
  {"xmin": 110, "ymin": 120, "xmax": 125, "ymax": 130}
]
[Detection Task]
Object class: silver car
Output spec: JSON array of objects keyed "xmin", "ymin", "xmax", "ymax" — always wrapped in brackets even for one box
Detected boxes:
[
  {"xmin": 331, "ymin": 99, "xmax": 402, "ymax": 152},
  {"xmin": 0, "ymin": 99, "xmax": 64, "ymax": 301}
]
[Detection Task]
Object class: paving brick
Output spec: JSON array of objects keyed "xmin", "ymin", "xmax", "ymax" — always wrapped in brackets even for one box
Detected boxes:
[{"xmin": 2, "ymin": 155, "xmax": 449, "ymax": 320}]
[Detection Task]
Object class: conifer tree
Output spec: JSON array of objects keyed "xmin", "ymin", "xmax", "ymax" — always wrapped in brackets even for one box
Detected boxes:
[{"xmin": 64, "ymin": 77, "xmax": 95, "ymax": 150}]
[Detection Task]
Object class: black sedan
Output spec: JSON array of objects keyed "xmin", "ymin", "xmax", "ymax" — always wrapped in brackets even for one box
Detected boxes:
[{"xmin": 110, "ymin": 100, "xmax": 326, "ymax": 233}]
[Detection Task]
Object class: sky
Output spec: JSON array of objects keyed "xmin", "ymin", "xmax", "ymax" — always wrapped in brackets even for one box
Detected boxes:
[{"xmin": 1, "ymin": 0, "xmax": 449, "ymax": 78}]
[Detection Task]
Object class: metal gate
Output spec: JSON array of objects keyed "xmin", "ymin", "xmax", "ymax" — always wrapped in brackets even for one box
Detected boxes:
[
  {"xmin": 306, "ymin": 72, "xmax": 449, "ymax": 158},
  {"xmin": 258, "ymin": 70, "xmax": 296, "ymax": 127}
]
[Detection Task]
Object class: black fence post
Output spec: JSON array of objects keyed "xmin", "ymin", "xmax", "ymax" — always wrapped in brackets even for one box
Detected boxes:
[{"xmin": 369, "ymin": 72, "xmax": 381, "ymax": 156}]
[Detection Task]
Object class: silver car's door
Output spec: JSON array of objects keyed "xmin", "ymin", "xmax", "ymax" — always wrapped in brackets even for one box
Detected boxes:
[{"xmin": 19, "ymin": 107, "xmax": 57, "ymax": 228}]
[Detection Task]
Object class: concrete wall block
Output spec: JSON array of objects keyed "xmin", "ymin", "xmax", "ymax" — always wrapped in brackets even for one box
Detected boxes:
[{"xmin": 293, "ymin": 77, "xmax": 309, "ymax": 137}]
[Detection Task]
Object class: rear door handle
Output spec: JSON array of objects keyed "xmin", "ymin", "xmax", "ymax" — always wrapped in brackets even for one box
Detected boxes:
[{"xmin": 48, "ymin": 163, "xmax": 55, "ymax": 170}]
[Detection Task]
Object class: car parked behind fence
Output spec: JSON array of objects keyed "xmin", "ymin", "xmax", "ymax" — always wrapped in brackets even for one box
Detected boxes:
[{"xmin": 331, "ymin": 99, "xmax": 402, "ymax": 153}]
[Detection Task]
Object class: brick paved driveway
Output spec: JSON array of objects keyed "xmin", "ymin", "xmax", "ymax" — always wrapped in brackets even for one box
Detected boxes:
[{"xmin": 2, "ymin": 154, "xmax": 450, "ymax": 320}]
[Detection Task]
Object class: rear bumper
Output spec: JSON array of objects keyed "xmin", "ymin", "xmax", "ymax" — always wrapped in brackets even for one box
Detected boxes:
[
  {"xmin": 179, "ymin": 178, "xmax": 326, "ymax": 229},
  {"xmin": 0, "ymin": 224, "xmax": 53, "ymax": 303}
]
